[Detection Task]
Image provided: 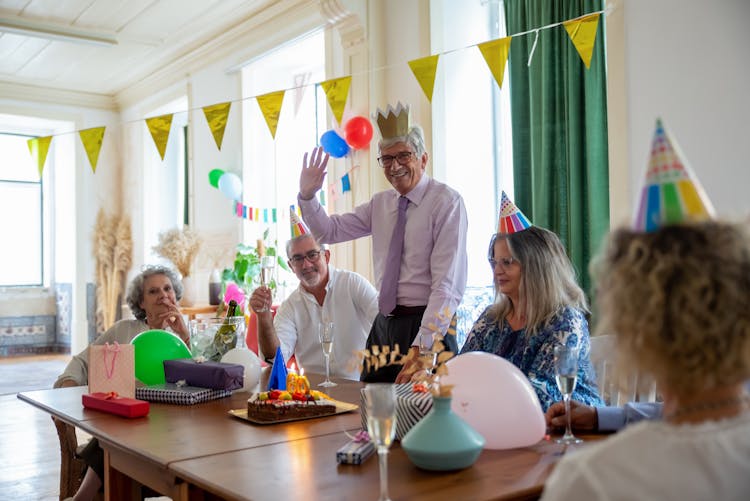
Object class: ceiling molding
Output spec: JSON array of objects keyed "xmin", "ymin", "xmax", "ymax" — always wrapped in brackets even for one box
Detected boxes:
[{"xmin": 0, "ymin": 81, "xmax": 117, "ymax": 111}]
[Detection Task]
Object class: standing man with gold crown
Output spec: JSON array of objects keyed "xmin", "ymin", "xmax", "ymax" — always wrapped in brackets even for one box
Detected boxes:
[{"xmin": 297, "ymin": 103, "xmax": 468, "ymax": 382}]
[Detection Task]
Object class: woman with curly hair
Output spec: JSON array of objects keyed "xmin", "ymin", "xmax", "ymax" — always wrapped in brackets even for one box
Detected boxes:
[{"xmin": 542, "ymin": 220, "xmax": 750, "ymax": 500}]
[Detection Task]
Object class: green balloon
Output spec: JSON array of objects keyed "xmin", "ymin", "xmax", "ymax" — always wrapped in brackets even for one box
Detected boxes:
[
  {"xmin": 131, "ymin": 330, "xmax": 191, "ymax": 385},
  {"xmin": 208, "ymin": 168, "xmax": 225, "ymax": 188}
]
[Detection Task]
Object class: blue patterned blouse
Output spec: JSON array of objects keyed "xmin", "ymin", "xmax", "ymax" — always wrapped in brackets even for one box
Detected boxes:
[{"xmin": 460, "ymin": 305, "xmax": 603, "ymax": 411}]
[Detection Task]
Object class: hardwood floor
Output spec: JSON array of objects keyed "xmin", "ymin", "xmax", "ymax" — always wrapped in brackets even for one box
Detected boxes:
[{"xmin": 0, "ymin": 354, "xmax": 71, "ymax": 500}]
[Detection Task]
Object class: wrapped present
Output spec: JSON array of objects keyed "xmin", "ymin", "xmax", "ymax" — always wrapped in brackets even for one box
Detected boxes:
[
  {"xmin": 336, "ymin": 431, "xmax": 375, "ymax": 465},
  {"xmin": 163, "ymin": 358, "xmax": 244, "ymax": 391},
  {"xmin": 360, "ymin": 383, "xmax": 433, "ymax": 440},
  {"xmin": 136, "ymin": 383, "xmax": 232, "ymax": 405},
  {"xmin": 82, "ymin": 392, "xmax": 149, "ymax": 418}
]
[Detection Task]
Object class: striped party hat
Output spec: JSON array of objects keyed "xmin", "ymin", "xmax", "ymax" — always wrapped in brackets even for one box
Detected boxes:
[
  {"xmin": 289, "ymin": 206, "xmax": 309, "ymax": 238},
  {"xmin": 633, "ymin": 119, "xmax": 715, "ymax": 232},
  {"xmin": 497, "ymin": 191, "xmax": 532, "ymax": 234}
]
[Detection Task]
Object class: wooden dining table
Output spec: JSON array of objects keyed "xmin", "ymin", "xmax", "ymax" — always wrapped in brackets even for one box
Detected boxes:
[{"xmin": 18, "ymin": 373, "xmax": 602, "ymax": 500}]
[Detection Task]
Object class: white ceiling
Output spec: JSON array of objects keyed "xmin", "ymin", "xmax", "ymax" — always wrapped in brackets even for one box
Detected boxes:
[{"xmin": 0, "ymin": 0, "xmax": 277, "ymax": 99}]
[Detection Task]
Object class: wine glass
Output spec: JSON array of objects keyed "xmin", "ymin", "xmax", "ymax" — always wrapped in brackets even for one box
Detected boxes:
[
  {"xmin": 416, "ymin": 332, "xmax": 437, "ymax": 382},
  {"xmin": 257, "ymin": 255, "xmax": 276, "ymax": 313},
  {"xmin": 363, "ymin": 384, "xmax": 397, "ymax": 501},
  {"xmin": 554, "ymin": 344, "xmax": 583, "ymax": 444},
  {"xmin": 318, "ymin": 321, "xmax": 336, "ymax": 387}
]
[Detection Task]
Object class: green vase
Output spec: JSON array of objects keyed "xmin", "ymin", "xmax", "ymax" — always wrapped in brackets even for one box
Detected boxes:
[{"xmin": 401, "ymin": 395, "xmax": 485, "ymax": 471}]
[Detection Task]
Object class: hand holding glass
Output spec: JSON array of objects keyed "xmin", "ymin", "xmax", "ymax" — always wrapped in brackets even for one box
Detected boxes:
[
  {"xmin": 416, "ymin": 332, "xmax": 437, "ymax": 382},
  {"xmin": 364, "ymin": 384, "xmax": 397, "ymax": 501},
  {"xmin": 257, "ymin": 256, "xmax": 276, "ymax": 313},
  {"xmin": 318, "ymin": 321, "xmax": 336, "ymax": 387},
  {"xmin": 554, "ymin": 345, "xmax": 583, "ymax": 444}
]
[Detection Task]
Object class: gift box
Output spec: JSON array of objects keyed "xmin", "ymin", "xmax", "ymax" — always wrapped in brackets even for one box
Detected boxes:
[
  {"xmin": 163, "ymin": 358, "xmax": 244, "ymax": 391},
  {"xmin": 336, "ymin": 435, "xmax": 375, "ymax": 465},
  {"xmin": 136, "ymin": 383, "xmax": 232, "ymax": 405},
  {"xmin": 82, "ymin": 392, "xmax": 150, "ymax": 418},
  {"xmin": 360, "ymin": 383, "xmax": 433, "ymax": 441}
]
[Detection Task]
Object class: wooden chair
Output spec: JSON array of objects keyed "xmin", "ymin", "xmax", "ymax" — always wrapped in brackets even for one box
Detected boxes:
[
  {"xmin": 590, "ymin": 334, "xmax": 658, "ymax": 406},
  {"xmin": 52, "ymin": 417, "xmax": 85, "ymax": 500}
]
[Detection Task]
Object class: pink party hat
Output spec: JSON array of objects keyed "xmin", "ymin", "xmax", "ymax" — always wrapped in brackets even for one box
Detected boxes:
[
  {"xmin": 633, "ymin": 119, "xmax": 715, "ymax": 232},
  {"xmin": 497, "ymin": 191, "xmax": 532, "ymax": 234},
  {"xmin": 289, "ymin": 206, "xmax": 309, "ymax": 238}
]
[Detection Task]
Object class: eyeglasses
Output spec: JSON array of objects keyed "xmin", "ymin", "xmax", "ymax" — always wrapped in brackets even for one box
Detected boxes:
[
  {"xmin": 289, "ymin": 249, "xmax": 323, "ymax": 265},
  {"xmin": 377, "ymin": 151, "xmax": 414, "ymax": 167},
  {"xmin": 488, "ymin": 256, "xmax": 517, "ymax": 270}
]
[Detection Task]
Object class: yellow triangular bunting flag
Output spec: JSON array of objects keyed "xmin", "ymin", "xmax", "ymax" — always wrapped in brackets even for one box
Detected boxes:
[
  {"xmin": 408, "ymin": 54, "xmax": 440, "ymax": 102},
  {"xmin": 320, "ymin": 76, "xmax": 351, "ymax": 125},
  {"xmin": 563, "ymin": 13, "xmax": 600, "ymax": 69},
  {"xmin": 27, "ymin": 136, "xmax": 53, "ymax": 178},
  {"xmin": 477, "ymin": 37, "xmax": 512, "ymax": 89},
  {"xmin": 256, "ymin": 90, "xmax": 285, "ymax": 139},
  {"xmin": 79, "ymin": 126, "xmax": 106, "ymax": 173},
  {"xmin": 202, "ymin": 102, "xmax": 232, "ymax": 151},
  {"xmin": 145, "ymin": 114, "xmax": 174, "ymax": 161}
]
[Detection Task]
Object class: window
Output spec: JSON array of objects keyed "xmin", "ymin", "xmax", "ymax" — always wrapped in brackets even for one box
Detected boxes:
[{"xmin": 0, "ymin": 133, "xmax": 44, "ymax": 286}]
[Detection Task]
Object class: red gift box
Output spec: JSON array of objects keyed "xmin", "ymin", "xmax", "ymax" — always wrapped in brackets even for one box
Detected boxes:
[{"xmin": 82, "ymin": 392, "xmax": 150, "ymax": 418}]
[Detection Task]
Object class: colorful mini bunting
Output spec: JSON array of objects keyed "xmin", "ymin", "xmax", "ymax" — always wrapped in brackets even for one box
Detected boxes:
[
  {"xmin": 27, "ymin": 136, "xmax": 53, "ymax": 178},
  {"xmin": 320, "ymin": 76, "xmax": 352, "ymax": 125},
  {"xmin": 497, "ymin": 191, "xmax": 532, "ymax": 234},
  {"xmin": 202, "ymin": 102, "xmax": 232, "ymax": 151},
  {"xmin": 145, "ymin": 114, "xmax": 174, "ymax": 161},
  {"xmin": 408, "ymin": 55, "xmax": 440, "ymax": 102},
  {"xmin": 633, "ymin": 119, "xmax": 715, "ymax": 232},
  {"xmin": 342, "ymin": 173, "xmax": 351, "ymax": 193},
  {"xmin": 256, "ymin": 90, "xmax": 285, "ymax": 139},
  {"xmin": 563, "ymin": 13, "xmax": 600, "ymax": 69},
  {"xmin": 478, "ymin": 37, "xmax": 512, "ymax": 89}
]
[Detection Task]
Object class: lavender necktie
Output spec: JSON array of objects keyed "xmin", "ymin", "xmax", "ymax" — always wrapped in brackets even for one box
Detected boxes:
[{"xmin": 379, "ymin": 196, "xmax": 409, "ymax": 316}]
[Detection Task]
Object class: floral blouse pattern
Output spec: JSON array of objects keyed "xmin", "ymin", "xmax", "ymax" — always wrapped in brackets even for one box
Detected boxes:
[{"xmin": 460, "ymin": 305, "xmax": 603, "ymax": 411}]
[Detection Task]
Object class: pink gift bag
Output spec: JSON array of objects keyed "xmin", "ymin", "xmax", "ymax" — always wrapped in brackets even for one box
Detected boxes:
[{"xmin": 88, "ymin": 342, "xmax": 135, "ymax": 398}]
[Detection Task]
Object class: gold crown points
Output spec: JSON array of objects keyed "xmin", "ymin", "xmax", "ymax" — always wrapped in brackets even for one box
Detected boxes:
[{"xmin": 375, "ymin": 102, "xmax": 410, "ymax": 140}]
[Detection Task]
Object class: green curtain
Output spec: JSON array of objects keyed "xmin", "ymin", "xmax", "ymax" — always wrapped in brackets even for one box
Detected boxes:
[{"xmin": 504, "ymin": 0, "xmax": 609, "ymax": 296}]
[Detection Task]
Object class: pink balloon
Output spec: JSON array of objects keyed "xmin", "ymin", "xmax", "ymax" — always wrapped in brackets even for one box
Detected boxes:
[
  {"xmin": 443, "ymin": 352, "xmax": 545, "ymax": 449},
  {"xmin": 223, "ymin": 283, "xmax": 245, "ymax": 311}
]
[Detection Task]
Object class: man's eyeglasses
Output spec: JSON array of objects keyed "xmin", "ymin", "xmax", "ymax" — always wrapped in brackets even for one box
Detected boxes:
[
  {"xmin": 488, "ymin": 256, "xmax": 517, "ymax": 270},
  {"xmin": 377, "ymin": 151, "xmax": 414, "ymax": 168},
  {"xmin": 289, "ymin": 249, "xmax": 323, "ymax": 265}
]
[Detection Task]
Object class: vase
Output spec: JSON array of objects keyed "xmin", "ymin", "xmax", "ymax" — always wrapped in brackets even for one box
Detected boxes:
[
  {"xmin": 181, "ymin": 276, "xmax": 197, "ymax": 306},
  {"xmin": 400, "ymin": 395, "xmax": 485, "ymax": 471}
]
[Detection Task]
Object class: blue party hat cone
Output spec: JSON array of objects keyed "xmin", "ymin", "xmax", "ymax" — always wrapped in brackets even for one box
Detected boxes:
[{"xmin": 267, "ymin": 346, "xmax": 288, "ymax": 390}]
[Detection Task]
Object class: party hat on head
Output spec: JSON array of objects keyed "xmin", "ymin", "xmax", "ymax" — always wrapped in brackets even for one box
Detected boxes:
[
  {"xmin": 633, "ymin": 119, "xmax": 715, "ymax": 232},
  {"xmin": 267, "ymin": 346, "xmax": 288, "ymax": 390},
  {"xmin": 497, "ymin": 191, "xmax": 532, "ymax": 234},
  {"xmin": 289, "ymin": 205, "xmax": 309, "ymax": 238},
  {"xmin": 374, "ymin": 102, "xmax": 410, "ymax": 140}
]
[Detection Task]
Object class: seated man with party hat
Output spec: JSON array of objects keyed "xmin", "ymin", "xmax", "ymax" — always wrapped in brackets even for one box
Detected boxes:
[
  {"xmin": 249, "ymin": 209, "xmax": 378, "ymax": 381},
  {"xmin": 297, "ymin": 103, "xmax": 468, "ymax": 382},
  {"xmin": 458, "ymin": 191, "xmax": 602, "ymax": 411}
]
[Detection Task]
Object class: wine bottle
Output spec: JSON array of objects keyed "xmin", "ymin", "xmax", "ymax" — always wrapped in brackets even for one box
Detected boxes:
[{"xmin": 210, "ymin": 299, "xmax": 239, "ymax": 361}]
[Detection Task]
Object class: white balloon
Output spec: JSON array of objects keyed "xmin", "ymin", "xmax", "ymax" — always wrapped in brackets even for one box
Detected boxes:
[
  {"xmin": 221, "ymin": 348, "xmax": 261, "ymax": 392},
  {"xmin": 442, "ymin": 352, "xmax": 545, "ymax": 449},
  {"xmin": 217, "ymin": 172, "xmax": 243, "ymax": 200}
]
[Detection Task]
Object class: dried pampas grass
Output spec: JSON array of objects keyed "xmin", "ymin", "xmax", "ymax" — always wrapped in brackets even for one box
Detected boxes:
[
  {"xmin": 93, "ymin": 209, "xmax": 133, "ymax": 333},
  {"xmin": 153, "ymin": 227, "xmax": 202, "ymax": 278}
]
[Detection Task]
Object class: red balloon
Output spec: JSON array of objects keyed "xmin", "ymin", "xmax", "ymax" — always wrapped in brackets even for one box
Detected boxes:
[{"xmin": 344, "ymin": 116, "xmax": 373, "ymax": 149}]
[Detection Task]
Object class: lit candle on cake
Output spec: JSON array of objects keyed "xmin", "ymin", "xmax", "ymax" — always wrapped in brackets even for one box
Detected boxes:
[{"xmin": 298, "ymin": 368, "xmax": 311, "ymax": 393}]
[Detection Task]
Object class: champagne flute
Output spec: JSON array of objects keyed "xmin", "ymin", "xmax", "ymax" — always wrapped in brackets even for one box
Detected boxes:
[
  {"xmin": 363, "ymin": 384, "xmax": 397, "ymax": 501},
  {"xmin": 554, "ymin": 345, "xmax": 583, "ymax": 444},
  {"xmin": 318, "ymin": 321, "xmax": 336, "ymax": 387},
  {"xmin": 257, "ymin": 255, "xmax": 276, "ymax": 313},
  {"xmin": 416, "ymin": 332, "xmax": 437, "ymax": 382}
]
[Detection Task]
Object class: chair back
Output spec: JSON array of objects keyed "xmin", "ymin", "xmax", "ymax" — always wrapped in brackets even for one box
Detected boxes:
[{"xmin": 590, "ymin": 334, "xmax": 658, "ymax": 406}]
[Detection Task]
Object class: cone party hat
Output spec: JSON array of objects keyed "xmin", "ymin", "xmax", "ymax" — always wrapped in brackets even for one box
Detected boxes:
[
  {"xmin": 267, "ymin": 346, "xmax": 288, "ymax": 390},
  {"xmin": 497, "ymin": 191, "xmax": 532, "ymax": 234},
  {"xmin": 289, "ymin": 206, "xmax": 309, "ymax": 238},
  {"xmin": 633, "ymin": 119, "xmax": 715, "ymax": 232}
]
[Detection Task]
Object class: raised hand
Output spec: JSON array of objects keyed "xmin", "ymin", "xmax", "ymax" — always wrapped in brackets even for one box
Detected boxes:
[
  {"xmin": 154, "ymin": 297, "xmax": 189, "ymax": 344},
  {"xmin": 249, "ymin": 287, "xmax": 273, "ymax": 314},
  {"xmin": 299, "ymin": 146, "xmax": 329, "ymax": 200}
]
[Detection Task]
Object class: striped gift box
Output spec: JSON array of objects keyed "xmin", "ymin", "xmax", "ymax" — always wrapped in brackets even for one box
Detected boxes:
[
  {"xmin": 360, "ymin": 383, "xmax": 433, "ymax": 440},
  {"xmin": 136, "ymin": 384, "xmax": 232, "ymax": 405}
]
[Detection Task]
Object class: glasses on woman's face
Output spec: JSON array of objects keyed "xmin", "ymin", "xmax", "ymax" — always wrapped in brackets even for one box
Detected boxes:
[
  {"xmin": 289, "ymin": 249, "xmax": 323, "ymax": 266},
  {"xmin": 377, "ymin": 151, "xmax": 414, "ymax": 168},
  {"xmin": 488, "ymin": 256, "xmax": 517, "ymax": 271}
]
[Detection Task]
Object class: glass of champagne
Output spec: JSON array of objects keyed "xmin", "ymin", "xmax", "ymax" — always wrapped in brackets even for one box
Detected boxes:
[
  {"xmin": 318, "ymin": 321, "xmax": 336, "ymax": 387},
  {"xmin": 416, "ymin": 332, "xmax": 437, "ymax": 382},
  {"xmin": 363, "ymin": 384, "xmax": 397, "ymax": 501},
  {"xmin": 554, "ymin": 344, "xmax": 583, "ymax": 444},
  {"xmin": 257, "ymin": 255, "xmax": 276, "ymax": 313}
]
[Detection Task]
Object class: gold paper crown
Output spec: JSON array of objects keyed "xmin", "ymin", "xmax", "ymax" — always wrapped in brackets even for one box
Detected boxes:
[{"xmin": 375, "ymin": 102, "xmax": 410, "ymax": 140}]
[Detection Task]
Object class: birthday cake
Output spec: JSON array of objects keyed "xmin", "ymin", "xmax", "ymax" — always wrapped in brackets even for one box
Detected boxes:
[{"xmin": 247, "ymin": 389, "xmax": 336, "ymax": 422}]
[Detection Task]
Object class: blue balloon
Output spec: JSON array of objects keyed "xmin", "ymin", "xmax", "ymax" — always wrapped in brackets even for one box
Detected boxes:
[{"xmin": 320, "ymin": 130, "xmax": 350, "ymax": 158}]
